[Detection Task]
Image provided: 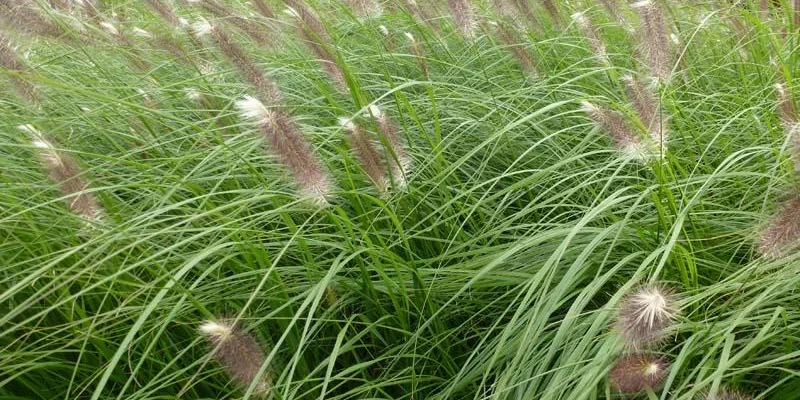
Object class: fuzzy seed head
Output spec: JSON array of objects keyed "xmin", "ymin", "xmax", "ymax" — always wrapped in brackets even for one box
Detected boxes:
[
  {"xmin": 616, "ymin": 285, "xmax": 678, "ymax": 349},
  {"xmin": 583, "ymin": 101, "xmax": 655, "ymax": 161},
  {"xmin": 23, "ymin": 125, "xmax": 105, "ymax": 222},
  {"xmin": 99, "ymin": 21, "xmax": 119, "ymax": 36},
  {"xmin": 131, "ymin": 27, "xmax": 153, "ymax": 38},
  {"xmin": 704, "ymin": 389, "xmax": 753, "ymax": 400},
  {"xmin": 447, "ymin": 0, "xmax": 476, "ymax": 39},
  {"xmin": 759, "ymin": 193, "xmax": 800, "ymax": 258},
  {"xmin": 199, "ymin": 320, "xmax": 271, "ymax": 397},
  {"xmin": 379, "ymin": 25, "xmax": 389, "ymax": 36},
  {"xmin": 404, "ymin": 31, "xmax": 415, "ymax": 42},
  {"xmin": 236, "ymin": 95, "xmax": 274, "ymax": 123},
  {"xmin": 191, "ymin": 19, "xmax": 214, "ymax": 36},
  {"xmin": 609, "ymin": 353, "xmax": 669, "ymax": 393}
]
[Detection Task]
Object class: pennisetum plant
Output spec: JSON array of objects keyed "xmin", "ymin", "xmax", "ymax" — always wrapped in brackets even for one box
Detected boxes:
[
  {"xmin": 340, "ymin": 117, "xmax": 387, "ymax": 192},
  {"xmin": 187, "ymin": 0, "xmax": 272, "ymax": 47},
  {"xmin": 632, "ymin": 0, "xmax": 672, "ymax": 83},
  {"xmin": 572, "ymin": 11, "xmax": 609, "ymax": 66},
  {"xmin": 284, "ymin": 1, "xmax": 349, "ymax": 93},
  {"xmin": 0, "ymin": 1, "xmax": 68, "ymax": 39},
  {"xmin": 493, "ymin": 21, "xmax": 539, "ymax": 78},
  {"xmin": 758, "ymin": 194, "xmax": 800, "ymax": 258},
  {"xmin": 366, "ymin": 105, "xmax": 411, "ymax": 190},
  {"xmin": 539, "ymin": 0, "xmax": 563, "ymax": 27},
  {"xmin": 614, "ymin": 285, "xmax": 678, "ymax": 349},
  {"xmin": 236, "ymin": 96, "xmax": 333, "ymax": 206},
  {"xmin": 251, "ymin": 0, "xmax": 276, "ymax": 19},
  {"xmin": 446, "ymin": 0, "xmax": 477, "ymax": 40},
  {"xmin": 623, "ymin": 74, "xmax": 668, "ymax": 149},
  {"xmin": 405, "ymin": 31, "xmax": 429, "ymax": 78},
  {"xmin": 21, "ymin": 124, "xmax": 106, "ymax": 224},
  {"xmin": 609, "ymin": 353, "xmax": 669, "ymax": 393},
  {"xmin": 193, "ymin": 20, "xmax": 282, "ymax": 104},
  {"xmin": 703, "ymin": 389, "xmax": 754, "ymax": 400},
  {"xmin": 581, "ymin": 101, "xmax": 656, "ymax": 161},
  {"xmin": 199, "ymin": 320, "xmax": 272, "ymax": 398},
  {"xmin": 0, "ymin": 33, "xmax": 41, "ymax": 106},
  {"xmin": 349, "ymin": 0, "xmax": 383, "ymax": 20}
]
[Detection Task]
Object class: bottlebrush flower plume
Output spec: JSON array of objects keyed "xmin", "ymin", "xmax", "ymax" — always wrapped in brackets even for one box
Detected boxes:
[
  {"xmin": 572, "ymin": 12, "xmax": 609, "ymax": 65},
  {"xmin": 366, "ymin": 105, "xmax": 412, "ymax": 190},
  {"xmin": 0, "ymin": 34, "xmax": 40, "ymax": 105},
  {"xmin": 194, "ymin": 20, "xmax": 282, "ymax": 104},
  {"xmin": 188, "ymin": 0, "xmax": 271, "ymax": 46},
  {"xmin": 199, "ymin": 320, "xmax": 271, "ymax": 397},
  {"xmin": 250, "ymin": 0, "xmax": 275, "ymax": 19},
  {"xmin": 350, "ymin": 0, "xmax": 383, "ymax": 19},
  {"xmin": 609, "ymin": 353, "xmax": 669, "ymax": 393},
  {"xmin": 236, "ymin": 96, "xmax": 332, "ymax": 206},
  {"xmin": 446, "ymin": 0, "xmax": 477, "ymax": 39},
  {"xmin": 284, "ymin": 1, "xmax": 348, "ymax": 93},
  {"xmin": 632, "ymin": 0, "xmax": 672, "ymax": 82},
  {"xmin": 494, "ymin": 22, "xmax": 539, "ymax": 77},
  {"xmin": 0, "ymin": 2, "xmax": 67, "ymax": 39},
  {"xmin": 21, "ymin": 125, "xmax": 105, "ymax": 223},
  {"xmin": 623, "ymin": 74, "xmax": 668, "ymax": 145},
  {"xmin": 582, "ymin": 101, "xmax": 653, "ymax": 161},
  {"xmin": 340, "ymin": 117, "xmax": 387, "ymax": 192},
  {"xmin": 775, "ymin": 83, "xmax": 797, "ymax": 132},
  {"xmin": 615, "ymin": 285, "xmax": 678, "ymax": 349},
  {"xmin": 704, "ymin": 389, "xmax": 753, "ymax": 400},
  {"xmin": 405, "ymin": 32, "xmax": 429, "ymax": 78},
  {"xmin": 758, "ymin": 193, "xmax": 800, "ymax": 258}
]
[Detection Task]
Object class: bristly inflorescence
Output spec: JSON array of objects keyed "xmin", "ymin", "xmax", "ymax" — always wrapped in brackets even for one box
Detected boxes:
[
  {"xmin": 615, "ymin": 285, "xmax": 678, "ymax": 349},
  {"xmin": 192, "ymin": 19, "xmax": 282, "ymax": 104},
  {"xmin": 623, "ymin": 74, "xmax": 668, "ymax": 146},
  {"xmin": 632, "ymin": 0, "xmax": 672, "ymax": 83},
  {"xmin": 446, "ymin": 0, "xmax": 477, "ymax": 40},
  {"xmin": 572, "ymin": 11, "xmax": 609, "ymax": 65},
  {"xmin": 349, "ymin": 0, "xmax": 383, "ymax": 20},
  {"xmin": 199, "ymin": 320, "xmax": 272, "ymax": 397},
  {"xmin": 340, "ymin": 117, "xmax": 387, "ymax": 192},
  {"xmin": 703, "ymin": 389, "xmax": 754, "ymax": 400},
  {"xmin": 758, "ymin": 194, "xmax": 800, "ymax": 258},
  {"xmin": 609, "ymin": 353, "xmax": 669, "ymax": 393},
  {"xmin": 21, "ymin": 124, "xmax": 105, "ymax": 223},
  {"xmin": 236, "ymin": 96, "xmax": 333, "ymax": 206},
  {"xmin": 582, "ymin": 101, "xmax": 656, "ymax": 161},
  {"xmin": 366, "ymin": 105, "xmax": 412, "ymax": 191},
  {"xmin": 284, "ymin": 1, "xmax": 348, "ymax": 93}
]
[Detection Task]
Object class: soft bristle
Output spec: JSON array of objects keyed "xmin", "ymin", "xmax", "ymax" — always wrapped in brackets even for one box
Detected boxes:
[
  {"xmin": 609, "ymin": 353, "xmax": 669, "ymax": 393},
  {"xmin": 199, "ymin": 319, "xmax": 271, "ymax": 396},
  {"xmin": 758, "ymin": 194, "xmax": 800, "ymax": 258},
  {"xmin": 236, "ymin": 96, "xmax": 272, "ymax": 122},
  {"xmin": 192, "ymin": 19, "xmax": 214, "ymax": 36},
  {"xmin": 615, "ymin": 285, "xmax": 678, "ymax": 349}
]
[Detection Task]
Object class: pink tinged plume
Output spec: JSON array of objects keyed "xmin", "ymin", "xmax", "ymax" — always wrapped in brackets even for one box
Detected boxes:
[
  {"xmin": 0, "ymin": 34, "xmax": 41, "ymax": 105},
  {"xmin": 623, "ymin": 74, "xmax": 668, "ymax": 145},
  {"xmin": 340, "ymin": 118, "xmax": 387, "ymax": 192},
  {"xmin": 609, "ymin": 353, "xmax": 669, "ymax": 393},
  {"xmin": 572, "ymin": 11, "xmax": 609, "ymax": 66},
  {"xmin": 193, "ymin": 20, "xmax": 282, "ymax": 104},
  {"xmin": 404, "ymin": 32, "xmax": 429, "ymax": 78},
  {"xmin": 236, "ymin": 96, "xmax": 332, "ymax": 206},
  {"xmin": 704, "ymin": 389, "xmax": 754, "ymax": 400},
  {"xmin": 366, "ymin": 105, "xmax": 411, "ymax": 190},
  {"xmin": 21, "ymin": 125, "xmax": 105, "ymax": 223},
  {"xmin": 0, "ymin": 1, "xmax": 67, "ymax": 39},
  {"xmin": 251, "ymin": 0, "xmax": 276, "ymax": 19},
  {"xmin": 349, "ymin": 0, "xmax": 383, "ymax": 20},
  {"xmin": 284, "ymin": 3, "xmax": 348, "ymax": 93},
  {"xmin": 187, "ymin": 0, "xmax": 271, "ymax": 47},
  {"xmin": 494, "ymin": 22, "xmax": 539, "ymax": 78},
  {"xmin": 776, "ymin": 83, "xmax": 797, "ymax": 133},
  {"xmin": 581, "ymin": 101, "xmax": 654, "ymax": 161},
  {"xmin": 758, "ymin": 194, "xmax": 800, "ymax": 258},
  {"xmin": 199, "ymin": 320, "xmax": 272, "ymax": 397},
  {"xmin": 632, "ymin": 0, "xmax": 672, "ymax": 83},
  {"xmin": 615, "ymin": 285, "xmax": 678, "ymax": 349},
  {"xmin": 446, "ymin": 0, "xmax": 477, "ymax": 40}
]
